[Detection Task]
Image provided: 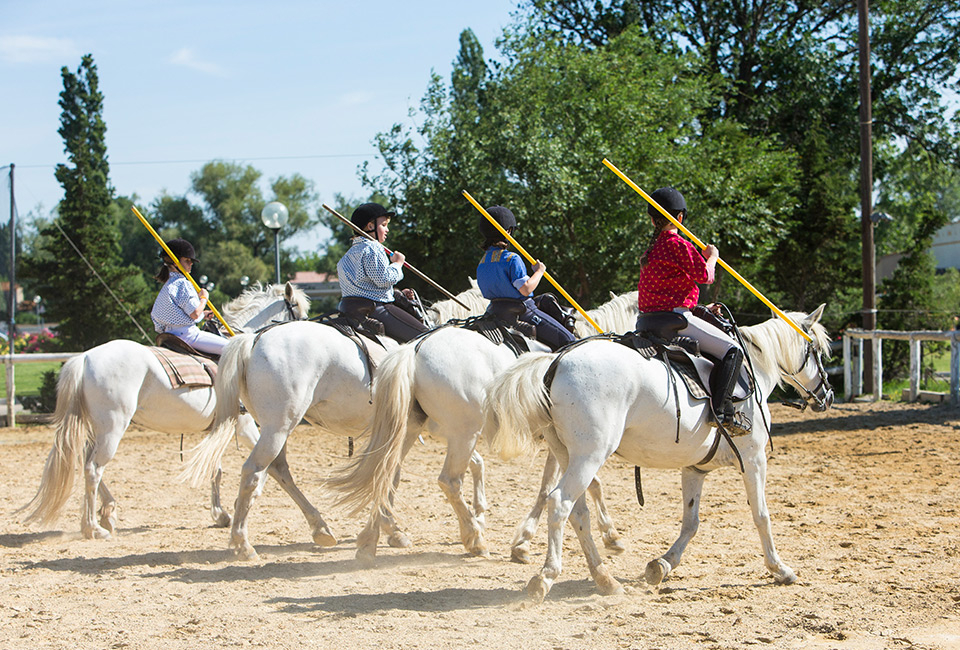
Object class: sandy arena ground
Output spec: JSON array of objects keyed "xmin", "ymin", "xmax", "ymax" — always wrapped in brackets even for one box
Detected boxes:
[{"xmin": 1, "ymin": 400, "xmax": 958, "ymax": 649}]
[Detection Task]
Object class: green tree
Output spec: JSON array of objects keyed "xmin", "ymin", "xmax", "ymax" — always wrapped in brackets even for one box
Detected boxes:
[
  {"xmin": 149, "ymin": 161, "xmax": 320, "ymax": 297},
  {"xmin": 22, "ymin": 55, "xmax": 153, "ymax": 349},
  {"xmin": 365, "ymin": 27, "xmax": 797, "ymax": 307}
]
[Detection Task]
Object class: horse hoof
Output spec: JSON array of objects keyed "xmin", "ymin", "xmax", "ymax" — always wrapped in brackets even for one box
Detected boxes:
[
  {"xmin": 644, "ymin": 558, "xmax": 671, "ymax": 585},
  {"xmin": 233, "ymin": 544, "xmax": 259, "ymax": 561},
  {"xmin": 213, "ymin": 511, "xmax": 232, "ymax": 528},
  {"xmin": 83, "ymin": 525, "xmax": 112, "ymax": 540},
  {"xmin": 596, "ymin": 574, "xmax": 624, "ymax": 596},
  {"xmin": 604, "ymin": 536, "xmax": 626, "ymax": 554},
  {"xmin": 312, "ymin": 530, "xmax": 338, "ymax": 547},
  {"xmin": 387, "ymin": 531, "xmax": 412, "ymax": 548},
  {"xmin": 526, "ymin": 575, "xmax": 548, "ymax": 603},
  {"xmin": 355, "ymin": 546, "xmax": 377, "ymax": 567},
  {"xmin": 99, "ymin": 517, "xmax": 117, "ymax": 537},
  {"xmin": 511, "ymin": 545, "xmax": 532, "ymax": 565},
  {"xmin": 774, "ymin": 567, "xmax": 798, "ymax": 585}
]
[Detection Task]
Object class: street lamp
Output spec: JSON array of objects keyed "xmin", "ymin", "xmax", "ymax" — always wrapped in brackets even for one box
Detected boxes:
[
  {"xmin": 33, "ymin": 295, "xmax": 42, "ymax": 329},
  {"xmin": 261, "ymin": 201, "xmax": 289, "ymax": 284}
]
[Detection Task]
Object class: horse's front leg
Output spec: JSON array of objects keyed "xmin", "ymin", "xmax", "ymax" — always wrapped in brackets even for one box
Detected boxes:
[
  {"xmin": 741, "ymin": 451, "xmax": 797, "ymax": 584},
  {"xmin": 437, "ymin": 432, "xmax": 487, "ymax": 557},
  {"xmin": 265, "ymin": 443, "xmax": 336, "ymax": 547},
  {"xmin": 511, "ymin": 452, "xmax": 559, "ymax": 563},
  {"xmin": 645, "ymin": 466, "xmax": 707, "ymax": 585},
  {"xmin": 377, "ymin": 467, "xmax": 412, "ymax": 549},
  {"xmin": 97, "ymin": 480, "xmax": 117, "ymax": 535},
  {"xmin": 468, "ymin": 449, "xmax": 487, "ymax": 529},
  {"xmin": 209, "ymin": 466, "xmax": 232, "ymax": 528}
]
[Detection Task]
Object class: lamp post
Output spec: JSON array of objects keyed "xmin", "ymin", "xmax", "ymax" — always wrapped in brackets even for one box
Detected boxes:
[
  {"xmin": 261, "ymin": 201, "xmax": 289, "ymax": 284},
  {"xmin": 33, "ymin": 295, "xmax": 42, "ymax": 329}
]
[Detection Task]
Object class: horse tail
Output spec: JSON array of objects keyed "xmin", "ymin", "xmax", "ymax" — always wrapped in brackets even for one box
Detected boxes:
[
  {"xmin": 330, "ymin": 343, "xmax": 419, "ymax": 518},
  {"xmin": 484, "ymin": 352, "xmax": 556, "ymax": 461},
  {"xmin": 179, "ymin": 333, "xmax": 256, "ymax": 487},
  {"xmin": 20, "ymin": 354, "xmax": 93, "ymax": 526}
]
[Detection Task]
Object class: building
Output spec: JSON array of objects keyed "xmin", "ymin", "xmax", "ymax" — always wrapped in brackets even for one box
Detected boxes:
[{"xmin": 288, "ymin": 271, "xmax": 340, "ymax": 300}]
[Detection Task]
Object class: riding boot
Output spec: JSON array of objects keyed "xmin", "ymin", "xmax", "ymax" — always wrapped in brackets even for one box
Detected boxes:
[{"xmin": 710, "ymin": 347, "xmax": 751, "ymax": 435}]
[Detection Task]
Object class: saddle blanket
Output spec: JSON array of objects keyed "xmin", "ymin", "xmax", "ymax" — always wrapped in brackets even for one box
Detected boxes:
[{"xmin": 150, "ymin": 347, "xmax": 217, "ymax": 388}]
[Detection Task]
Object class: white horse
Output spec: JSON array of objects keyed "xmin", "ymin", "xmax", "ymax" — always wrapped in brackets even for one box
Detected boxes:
[
  {"xmin": 485, "ymin": 306, "xmax": 834, "ymax": 602},
  {"xmin": 179, "ymin": 284, "xmax": 488, "ymax": 560},
  {"xmin": 19, "ymin": 283, "xmax": 310, "ymax": 539},
  {"xmin": 331, "ymin": 291, "xmax": 639, "ymax": 562}
]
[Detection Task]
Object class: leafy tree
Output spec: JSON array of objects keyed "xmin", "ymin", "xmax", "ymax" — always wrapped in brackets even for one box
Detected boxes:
[
  {"xmin": 21, "ymin": 55, "xmax": 153, "ymax": 349},
  {"xmin": 364, "ymin": 27, "xmax": 797, "ymax": 307}
]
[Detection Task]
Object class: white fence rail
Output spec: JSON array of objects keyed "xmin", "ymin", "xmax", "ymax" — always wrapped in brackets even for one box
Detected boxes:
[
  {"xmin": 3, "ymin": 352, "xmax": 80, "ymax": 426},
  {"xmin": 842, "ymin": 329, "xmax": 960, "ymax": 404}
]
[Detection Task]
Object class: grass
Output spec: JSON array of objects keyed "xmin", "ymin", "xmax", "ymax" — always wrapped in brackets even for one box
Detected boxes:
[{"xmin": 0, "ymin": 361, "xmax": 62, "ymax": 396}]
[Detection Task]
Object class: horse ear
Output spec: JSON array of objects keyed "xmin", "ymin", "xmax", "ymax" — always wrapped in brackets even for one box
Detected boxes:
[
  {"xmin": 804, "ymin": 304, "xmax": 826, "ymax": 328},
  {"xmin": 285, "ymin": 281, "xmax": 295, "ymax": 301}
]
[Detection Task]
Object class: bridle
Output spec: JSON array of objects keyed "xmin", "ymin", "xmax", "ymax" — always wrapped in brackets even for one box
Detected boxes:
[{"xmin": 779, "ymin": 338, "xmax": 833, "ymax": 411}]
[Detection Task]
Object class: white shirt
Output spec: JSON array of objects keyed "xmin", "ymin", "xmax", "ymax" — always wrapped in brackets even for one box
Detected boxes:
[
  {"xmin": 337, "ymin": 237, "xmax": 404, "ymax": 302},
  {"xmin": 151, "ymin": 272, "xmax": 202, "ymax": 333}
]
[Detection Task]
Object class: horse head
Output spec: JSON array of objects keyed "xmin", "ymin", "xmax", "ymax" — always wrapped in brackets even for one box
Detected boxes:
[{"xmin": 777, "ymin": 304, "xmax": 834, "ymax": 412}]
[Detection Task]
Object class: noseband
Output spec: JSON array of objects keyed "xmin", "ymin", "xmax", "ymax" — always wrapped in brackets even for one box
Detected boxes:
[{"xmin": 780, "ymin": 340, "xmax": 832, "ymax": 411}]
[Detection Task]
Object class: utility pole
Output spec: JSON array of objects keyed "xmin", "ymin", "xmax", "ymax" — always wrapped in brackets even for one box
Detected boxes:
[
  {"xmin": 6, "ymin": 163, "xmax": 15, "ymax": 427},
  {"xmin": 858, "ymin": 0, "xmax": 877, "ymax": 395}
]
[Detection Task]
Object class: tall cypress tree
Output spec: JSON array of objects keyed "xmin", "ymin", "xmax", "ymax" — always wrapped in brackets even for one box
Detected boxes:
[{"xmin": 23, "ymin": 54, "xmax": 152, "ymax": 350}]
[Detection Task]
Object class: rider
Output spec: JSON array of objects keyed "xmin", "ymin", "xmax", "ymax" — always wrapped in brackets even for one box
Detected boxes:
[
  {"xmin": 336, "ymin": 202, "xmax": 428, "ymax": 342},
  {"xmin": 636, "ymin": 187, "xmax": 750, "ymax": 435},
  {"xmin": 476, "ymin": 205, "xmax": 576, "ymax": 351},
  {"xmin": 151, "ymin": 238, "xmax": 227, "ymax": 356}
]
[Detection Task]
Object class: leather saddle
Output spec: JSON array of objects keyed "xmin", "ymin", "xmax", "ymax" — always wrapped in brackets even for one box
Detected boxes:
[{"xmin": 155, "ymin": 333, "xmax": 220, "ymax": 363}]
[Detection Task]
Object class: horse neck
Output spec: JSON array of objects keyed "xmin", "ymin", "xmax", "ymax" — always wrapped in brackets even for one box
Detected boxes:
[
  {"xmin": 580, "ymin": 291, "xmax": 639, "ymax": 335},
  {"xmin": 739, "ymin": 319, "xmax": 807, "ymax": 401},
  {"xmin": 221, "ymin": 289, "xmax": 285, "ymax": 329},
  {"xmin": 430, "ymin": 288, "xmax": 488, "ymax": 324}
]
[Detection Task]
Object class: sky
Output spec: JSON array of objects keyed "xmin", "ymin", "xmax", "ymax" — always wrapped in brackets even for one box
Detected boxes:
[{"xmin": 0, "ymin": 0, "xmax": 521, "ymax": 252}]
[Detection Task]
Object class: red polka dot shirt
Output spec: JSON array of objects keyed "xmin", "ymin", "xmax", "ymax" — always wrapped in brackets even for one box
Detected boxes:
[{"xmin": 637, "ymin": 230, "xmax": 715, "ymax": 313}]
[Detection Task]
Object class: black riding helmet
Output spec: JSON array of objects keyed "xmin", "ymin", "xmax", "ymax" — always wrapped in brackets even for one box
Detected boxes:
[
  {"xmin": 479, "ymin": 205, "xmax": 518, "ymax": 242},
  {"xmin": 647, "ymin": 187, "xmax": 686, "ymax": 221},
  {"xmin": 351, "ymin": 202, "xmax": 396, "ymax": 234},
  {"xmin": 161, "ymin": 238, "xmax": 198, "ymax": 262}
]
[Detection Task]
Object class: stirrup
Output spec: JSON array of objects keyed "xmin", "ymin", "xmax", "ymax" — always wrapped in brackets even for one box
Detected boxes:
[{"xmin": 721, "ymin": 410, "xmax": 752, "ymax": 436}]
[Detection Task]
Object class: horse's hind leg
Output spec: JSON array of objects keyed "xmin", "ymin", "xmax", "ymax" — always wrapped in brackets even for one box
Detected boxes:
[
  {"xmin": 586, "ymin": 475, "xmax": 624, "ymax": 553},
  {"xmin": 263, "ymin": 443, "xmax": 336, "ymax": 547},
  {"xmin": 741, "ymin": 452, "xmax": 797, "ymax": 584},
  {"xmin": 569, "ymin": 493, "xmax": 623, "ymax": 596},
  {"xmin": 645, "ymin": 466, "xmax": 707, "ymax": 585},
  {"xmin": 97, "ymin": 480, "xmax": 117, "ymax": 535},
  {"xmin": 437, "ymin": 430, "xmax": 487, "ymax": 556}
]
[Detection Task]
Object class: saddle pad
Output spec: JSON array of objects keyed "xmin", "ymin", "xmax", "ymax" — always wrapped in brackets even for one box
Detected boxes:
[{"xmin": 150, "ymin": 347, "xmax": 217, "ymax": 388}]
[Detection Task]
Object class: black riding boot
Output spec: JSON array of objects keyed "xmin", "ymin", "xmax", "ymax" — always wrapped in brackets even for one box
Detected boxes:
[{"xmin": 710, "ymin": 347, "xmax": 751, "ymax": 435}]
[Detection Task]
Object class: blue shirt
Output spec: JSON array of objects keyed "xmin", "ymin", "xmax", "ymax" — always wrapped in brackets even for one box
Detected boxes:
[
  {"xmin": 477, "ymin": 248, "xmax": 529, "ymax": 300},
  {"xmin": 151, "ymin": 272, "xmax": 202, "ymax": 333},
  {"xmin": 337, "ymin": 237, "xmax": 404, "ymax": 302}
]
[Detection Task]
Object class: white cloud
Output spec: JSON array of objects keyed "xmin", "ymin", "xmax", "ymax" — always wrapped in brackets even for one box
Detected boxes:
[
  {"xmin": 167, "ymin": 47, "xmax": 226, "ymax": 77},
  {"xmin": 0, "ymin": 35, "xmax": 78, "ymax": 64}
]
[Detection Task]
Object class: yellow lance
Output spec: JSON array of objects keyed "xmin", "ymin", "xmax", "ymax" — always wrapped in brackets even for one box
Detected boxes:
[
  {"xmin": 602, "ymin": 158, "xmax": 812, "ymax": 342},
  {"xmin": 462, "ymin": 190, "xmax": 604, "ymax": 334},
  {"xmin": 131, "ymin": 206, "xmax": 236, "ymax": 337}
]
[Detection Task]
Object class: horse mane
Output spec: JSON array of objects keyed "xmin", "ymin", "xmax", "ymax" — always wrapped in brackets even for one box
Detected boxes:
[
  {"xmin": 740, "ymin": 311, "xmax": 831, "ymax": 385},
  {"xmin": 428, "ymin": 277, "xmax": 488, "ymax": 323},
  {"xmin": 576, "ymin": 290, "xmax": 639, "ymax": 337},
  {"xmin": 220, "ymin": 283, "xmax": 310, "ymax": 328}
]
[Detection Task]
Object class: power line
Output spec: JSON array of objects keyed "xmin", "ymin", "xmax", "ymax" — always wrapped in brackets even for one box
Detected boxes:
[{"xmin": 15, "ymin": 152, "xmax": 373, "ymax": 169}]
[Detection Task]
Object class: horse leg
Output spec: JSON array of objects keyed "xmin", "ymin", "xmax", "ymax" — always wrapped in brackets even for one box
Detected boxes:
[
  {"xmin": 468, "ymin": 449, "xmax": 487, "ymax": 529},
  {"xmin": 437, "ymin": 432, "xmax": 487, "ymax": 556},
  {"xmin": 511, "ymin": 452, "xmax": 559, "ymax": 564},
  {"xmin": 209, "ymin": 467, "xmax": 232, "ymax": 528},
  {"xmin": 568, "ymin": 492, "xmax": 623, "ymax": 596},
  {"xmin": 586, "ymin": 474, "xmax": 625, "ymax": 553},
  {"xmin": 528, "ymin": 455, "xmax": 606, "ymax": 603},
  {"xmin": 97, "ymin": 480, "xmax": 117, "ymax": 535},
  {"xmin": 229, "ymin": 428, "xmax": 289, "ymax": 561},
  {"xmin": 741, "ymin": 452, "xmax": 797, "ymax": 584},
  {"xmin": 264, "ymin": 443, "xmax": 336, "ymax": 547},
  {"xmin": 380, "ymin": 469, "xmax": 412, "ymax": 549},
  {"xmin": 645, "ymin": 466, "xmax": 707, "ymax": 585},
  {"xmin": 81, "ymin": 423, "xmax": 125, "ymax": 539}
]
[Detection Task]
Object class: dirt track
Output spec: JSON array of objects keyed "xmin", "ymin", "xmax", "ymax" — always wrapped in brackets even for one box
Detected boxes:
[{"xmin": 2, "ymin": 400, "xmax": 959, "ymax": 649}]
